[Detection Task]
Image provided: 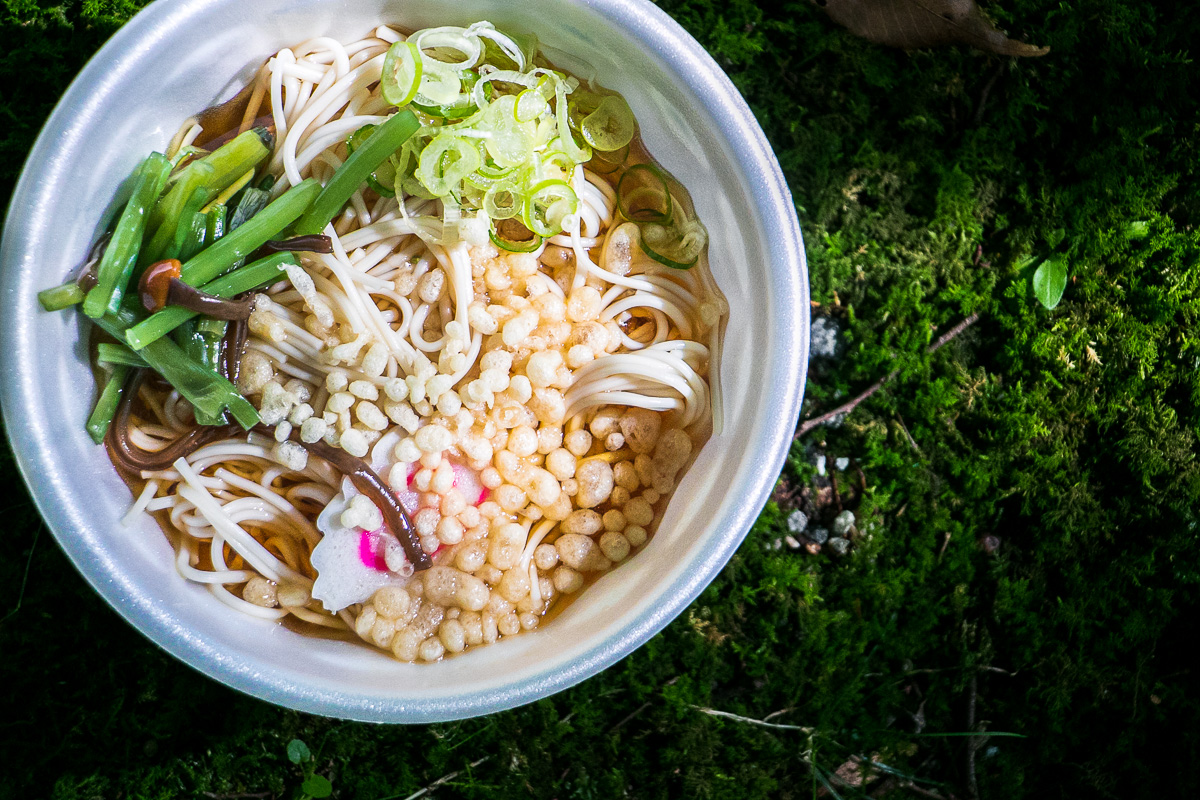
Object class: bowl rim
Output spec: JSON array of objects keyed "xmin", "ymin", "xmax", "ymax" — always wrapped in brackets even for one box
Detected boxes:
[{"xmin": 0, "ymin": 0, "xmax": 809, "ymax": 722}]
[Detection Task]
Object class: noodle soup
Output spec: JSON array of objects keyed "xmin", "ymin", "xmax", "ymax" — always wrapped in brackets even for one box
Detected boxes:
[{"xmin": 47, "ymin": 20, "xmax": 727, "ymax": 663}]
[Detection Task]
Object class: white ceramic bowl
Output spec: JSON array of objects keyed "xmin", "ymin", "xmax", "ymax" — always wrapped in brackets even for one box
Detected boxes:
[{"xmin": 0, "ymin": 0, "xmax": 808, "ymax": 721}]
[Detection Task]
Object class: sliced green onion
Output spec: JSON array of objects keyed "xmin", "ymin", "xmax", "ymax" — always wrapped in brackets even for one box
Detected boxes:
[
  {"xmin": 183, "ymin": 178, "xmax": 319, "ymax": 286},
  {"xmin": 474, "ymin": 23, "xmax": 531, "ymax": 71},
  {"xmin": 490, "ymin": 220, "xmax": 543, "ymax": 252},
  {"xmin": 345, "ymin": 125, "xmax": 374, "ymax": 152},
  {"xmin": 96, "ymin": 343, "xmax": 148, "ymax": 368},
  {"xmin": 553, "ymin": 80, "xmax": 591, "ymax": 164},
  {"xmin": 483, "ymin": 180, "xmax": 523, "ymax": 220},
  {"xmin": 640, "ymin": 216, "xmax": 707, "ymax": 270},
  {"xmin": 589, "ymin": 142, "xmax": 629, "ymax": 175},
  {"xmin": 412, "ymin": 26, "xmax": 484, "ymax": 70},
  {"xmin": 294, "ymin": 111, "xmax": 419, "ymax": 234},
  {"xmin": 515, "ymin": 87, "xmax": 548, "ymax": 122},
  {"xmin": 413, "ymin": 97, "xmax": 480, "ymax": 120},
  {"xmin": 417, "ymin": 133, "xmax": 483, "ymax": 196},
  {"xmin": 581, "ymin": 95, "xmax": 636, "ymax": 152},
  {"xmin": 39, "ymin": 282, "xmax": 86, "ymax": 312},
  {"xmin": 127, "ymin": 252, "xmax": 297, "ymax": 350},
  {"xmin": 415, "ymin": 60, "xmax": 464, "ymax": 106},
  {"xmin": 81, "ymin": 152, "xmax": 172, "ymax": 319},
  {"xmin": 617, "ymin": 163, "xmax": 673, "ymax": 224},
  {"xmin": 382, "ymin": 41, "xmax": 423, "ymax": 107},
  {"xmin": 483, "ymin": 95, "xmax": 535, "ymax": 168},
  {"xmin": 400, "ymin": 173, "xmax": 440, "ymax": 200},
  {"xmin": 523, "ymin": 179, "xmax": 578, "ymax": 237},
  {"xmin": 465, "ymin": 160, "xmax": 519, "ymax": 190},
  {"xmin": 86, "ymin": 364, "xmax": 132, "ymax": 444},
  {"xmin": 539, "ymin": 149, "xmax": 576, "ymax": 181},
  {"xmin": 471, "ymin": 69, "xmax": 536, "ymax": 112},
  {"xmin": 413, "ymin": 71, "xmax": 484, "ymax": 120}
]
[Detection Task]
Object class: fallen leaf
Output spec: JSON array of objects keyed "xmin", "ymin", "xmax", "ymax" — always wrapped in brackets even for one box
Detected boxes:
[
  {"xmin": 1032, "ymin": 256, "xmax": 1068, "ymax": 309},
  {"xmin": 818, "ymin": 0, "xmax": 1049, "ymax": 56}
]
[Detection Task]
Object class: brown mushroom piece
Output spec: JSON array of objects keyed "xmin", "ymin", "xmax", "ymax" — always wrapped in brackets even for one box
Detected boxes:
[
  {"xmin": 105, "ymin": 371, "xmax": 238, "ymax": 473},
  {"xmin": 297, "ymin": 438, "xmax": 431, "ymax": 572},
  {"xmin": 139, "ymin": 258, "xmax": 254, "ymax": 320}
]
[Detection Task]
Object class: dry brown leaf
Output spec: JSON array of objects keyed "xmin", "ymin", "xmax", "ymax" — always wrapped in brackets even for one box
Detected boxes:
[{"xmin": 818, "ymin": 0, "xmax": 1049, "ymax": 56}]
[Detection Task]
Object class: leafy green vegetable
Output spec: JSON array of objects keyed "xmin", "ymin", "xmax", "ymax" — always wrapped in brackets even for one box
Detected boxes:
[
  {"xmin": 293, "ymin": 110, "xmax": 419, "ymax": 235},
  {"xmin": 80, "ymin": 151, "xmax": 171, "ymax": 318}
]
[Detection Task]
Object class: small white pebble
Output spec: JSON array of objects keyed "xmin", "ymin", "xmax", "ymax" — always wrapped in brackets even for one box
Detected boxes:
[{"xmin": 786, "ymin": 510, "xmax": 809, "ymax": 535}]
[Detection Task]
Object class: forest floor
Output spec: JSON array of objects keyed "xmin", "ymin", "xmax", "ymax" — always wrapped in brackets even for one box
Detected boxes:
[{"xmin": 2, "ymin": 1, "xmax": 1199, "ymax": 798}]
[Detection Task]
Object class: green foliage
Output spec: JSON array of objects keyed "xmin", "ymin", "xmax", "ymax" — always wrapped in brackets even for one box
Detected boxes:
[
  {"xmin": 2, "ymin": 1, "xmax": 1200, "ymax": 799},
  {"xmin": 1032, "ymin": 256, "xmax": 1067, "ymax": 309}
]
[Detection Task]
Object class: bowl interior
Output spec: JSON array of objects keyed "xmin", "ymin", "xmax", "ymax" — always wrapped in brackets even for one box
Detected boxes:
[{"xmin": 0, "ymin": 0, "xmax": 808, "ymax": 721}]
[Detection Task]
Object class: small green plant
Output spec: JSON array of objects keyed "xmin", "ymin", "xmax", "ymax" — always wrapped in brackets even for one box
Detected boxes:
[
  {"xmin": 1032, "ymin": 256, "xmax": 1068, "ymax": 309},
  {"xmin": 287, "ymin": 738, "xmax": 333, "ymax": 799}
]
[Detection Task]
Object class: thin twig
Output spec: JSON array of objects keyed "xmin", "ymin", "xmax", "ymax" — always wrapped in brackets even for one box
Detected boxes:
[
  {"xmin": 979, "ymin": 665, "xmax": 1017, "ymax": 676},
  {"xmin": 971, "ymin": 61, "xmax": 1007, "ymax": 128},
  {"xmin": 609, "ymin": 702, "xmax": 651, "ymax": 734},
  {"xmin": 763, "ymin": 707, "xmax": 799, "ymax": 722},
  {"xmin": 797, "ymin": 369, "xmax": 896, "ymax": 438},
  {"xmin": 797, "ymin": 314, "xmax": 980, "ymax": 439},
  {"xmin": 392, "ymin": 757, "xmax": 490, "ymax": 800},
  {"xmin": 896, "ymin": 416, "xmax": 924, "ymax": 457},
  {"xmin": 0, "ymin": 522, "xmax": 41, "ymax": 626},
  {"xmin": 691, "ymin": 705, "xmax": 813, "ymax": 732},
  {"xmin": 929, "ymin": 313, "xmax": 980, "ymax": 355}
]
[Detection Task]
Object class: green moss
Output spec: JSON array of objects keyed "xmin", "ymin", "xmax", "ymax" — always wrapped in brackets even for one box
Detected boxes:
[{"xmin": 3, "ymin": 1, "xmax": 1200, "ymax": 798}]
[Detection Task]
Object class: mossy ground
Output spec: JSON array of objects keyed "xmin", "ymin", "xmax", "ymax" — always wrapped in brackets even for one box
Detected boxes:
[{"xmin": 2, "ymin": 1, "xmax": 1199, "ymax": 798}]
